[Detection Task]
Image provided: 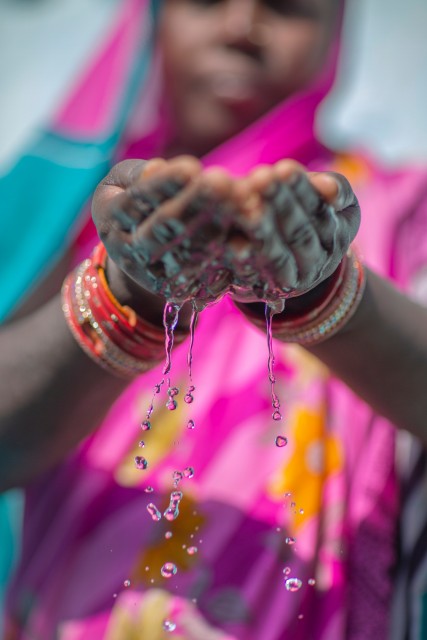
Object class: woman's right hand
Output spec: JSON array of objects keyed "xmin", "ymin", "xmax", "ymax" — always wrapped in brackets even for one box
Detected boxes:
[{"xmin": 92, "ymin": 156, "xmax": 236, "ymax": 308}]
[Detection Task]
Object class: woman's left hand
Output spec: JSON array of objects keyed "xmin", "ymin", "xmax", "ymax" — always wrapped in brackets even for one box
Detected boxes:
[{"xmin": 227, "ymin": 161, "xmax": 361, "ymax": 306}]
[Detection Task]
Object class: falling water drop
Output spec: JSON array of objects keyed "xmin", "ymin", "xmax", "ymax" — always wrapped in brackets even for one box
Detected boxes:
[
  {"xmin": 187, "ymin": 546, "xmax": 198, "ymax": 556},
  {"xmin": 164, "ymin": 490, "xmax": 183, "ymax": 521},
  {"xmin": 187, "ymin": 419, "xmax": 195, "ymax": 430},
  {"xmin": 187, "ymin": 304, "xmax": 199, "ymax": 382},
  {"xmin": 184, "ymin": 393, "xmax": 194, "ymax": 404},
  {"xmin": 168, "ymin": 386, "xmax": 179, "ymax": 397},
  {"xmin": 283, "ymin": 566, "xmax": 291, "ymax": 576},
  {"xmin": 285, "ymin": 537, "xmax": 296, "ymax": 545},
  {"xmin": 163, "ymin": 620, "xmax": 177, "ymax": 632},
  {"xmin": 139, "ymin": 440, "xmax": 145, "ymax": 448},
  {"xmin": 166, "ymin": 399, "xmax": 177, "ymax": 411},
  {"xmin": 163, "ymin": 302, "xmax": 181, "ymax": 376},
  {"xmin": 160, "ymin": 562, "xmax": 178, "ymax": 579},
  {"xmin": 144, "ymin": 486, "xmax": 154, "ymax": 493},
  {"xmin": 308, "ymin": 578, "xmax": 316, "ymax": 586},
  {"xmin": 173, "ymin": 471, "xmax": 183, "ymax": 485},
  {"xmin": 135, "ymin": 456, "xmax": 148, "ymax": 470},
  {"xmin": 285, "ymin": 578, "xmax": 302, "ymax": 592},
  {"xmin": 183, "ymin": 466, "xmax": 195, "ymax": 479},
  {"xmin": 165, "ymin": 531, "xmax": 173, "ymax": 539},
  {"xmin": 141, "ymin": 420, "xmax": 151, "ymax": 432},
  {"xmin": 123, "ymin": 580, "xmax": 131, "ymax": 588},
  {"xmin": 275, "ymin": 435, "xmax": 288, "ymax": 447},
  {"xmin": 265, "ymin": 303, "xmax": 283, "ymax": 421},
  {"xmin": 146, "ymin": 503, "xmax": 162, "ymax": 522}
]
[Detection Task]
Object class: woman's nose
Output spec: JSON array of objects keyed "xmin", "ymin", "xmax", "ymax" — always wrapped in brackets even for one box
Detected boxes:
[{"xmin": 222, "ymin": 0, "xmax": 265, "ymax": 44}]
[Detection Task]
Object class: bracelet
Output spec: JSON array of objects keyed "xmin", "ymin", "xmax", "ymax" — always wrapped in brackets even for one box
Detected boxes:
[
  {"xmin": 237, "ymin": 248, "xmax": 366, "ymax": 347},
  {"xmin": 61, "ymin": 243, "xmax": 188, "ymax": 378}
]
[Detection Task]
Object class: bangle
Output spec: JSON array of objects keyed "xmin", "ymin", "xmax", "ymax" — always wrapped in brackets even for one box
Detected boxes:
[
  {"xmin": 61, "ymin": 243, "xmax": 188, "ymax": 378},
  {"xmin": 237, "ymin": 248, "xmax": 366, "ymax": 347}
]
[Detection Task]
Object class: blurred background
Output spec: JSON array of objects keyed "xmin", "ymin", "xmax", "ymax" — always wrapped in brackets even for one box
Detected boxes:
[{"xmin": 1, "ymin": 0, "xmax": 427, "ymax": 172}]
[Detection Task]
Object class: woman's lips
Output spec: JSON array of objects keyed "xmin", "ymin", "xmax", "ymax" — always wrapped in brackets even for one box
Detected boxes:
[
  {"xmin": 208, "ymin": 72, "xmax": 261, "ymax": 103},
  {"xmin": 193, "ymin": 64, "xmax": 267, "ymax": 111}
]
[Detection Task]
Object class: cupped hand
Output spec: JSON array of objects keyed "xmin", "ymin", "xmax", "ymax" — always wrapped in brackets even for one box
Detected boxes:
[
  {"xmin": 92, "ymin": 156, "xmax": 237, "ymax": 306},
  {"xmin": 227, "ymin": 160, "xmax": 361, "ymax": 307}
]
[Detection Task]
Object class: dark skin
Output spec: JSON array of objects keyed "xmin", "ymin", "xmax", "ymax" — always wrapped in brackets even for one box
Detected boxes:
[{"xmin": 1, "ymin": 0, "xmax": 427, "ymax": 492}]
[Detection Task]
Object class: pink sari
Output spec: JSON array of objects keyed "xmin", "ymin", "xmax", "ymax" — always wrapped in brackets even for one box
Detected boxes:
[{"xmin": 5, "ymin": 1, "xmax": 427, "ymax": 638}]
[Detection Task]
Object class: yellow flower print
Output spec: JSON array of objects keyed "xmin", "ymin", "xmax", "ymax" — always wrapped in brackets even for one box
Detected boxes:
[
  {"xmin": 115, "ymin": 386, "xmax": 187, "ymax": 487},
  {"xmin": 131, "ymin": 494, "xmax": 205, "ymax": 586},
  {"xmin": 268, "ymin": 404, "xmax": 342, "ymax": 534}
]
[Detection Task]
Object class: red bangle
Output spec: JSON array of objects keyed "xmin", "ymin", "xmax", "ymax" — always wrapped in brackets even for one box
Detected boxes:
[
  {"xmin": 61, "ymin": 243, "xmax": 189, "ymax": 378},
  {"xmin": 236, "ymin": 247, "xmax": 366, "ymax": 346}
]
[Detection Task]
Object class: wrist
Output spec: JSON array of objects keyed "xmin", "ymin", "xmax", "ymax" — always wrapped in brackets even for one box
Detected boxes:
[
  {"xmin": 235, "ymin": 249, "xmax": 366, "ymax": 346},
  {"xmin": 235, "ymin": 261, "xmax": 344, "ymax": 323},
  {"xmin": 105, "ymin": 256, "xmax": 192, "ymax": 330}
]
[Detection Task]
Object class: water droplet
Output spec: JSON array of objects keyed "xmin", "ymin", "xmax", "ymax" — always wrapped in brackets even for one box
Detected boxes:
[
  {"xmin": 165, "ymin": 531, "xmax": 173, "ymax": 539},
  {"xmin": 299, "ymin": 509, "xmax": 304, "ymax": 515},
  {"xmin": 187, "ymin": 419, "xmax": 195, "ymax": 430},
  {"xmin": 308, "ymin": 578, "xmax": 316, "ymax": 586},
  {"xmin": 161, "ymin": 562, "xmax": 178, "ymax": 579},
  {"xmin": 284, "ymin": 492, "xmax": 292, "ymax": 497},
  {"xmin": 163, "ymin": 620, "xmax": 177, "ymax": 632},
  {"xmin": 187, "ymin": 546, "xmax": 198, "ymax": 555},
  {"xmin": 163, "ymin": 302, "xmax": 181, "ymax": 376},
  {"xmin": 187, "ymin": 305, "xmax": 199, "ymax": 383},
  {"xmin": 283, "ymin": 566, "xmax": 291, "ymax": 576},
  {"xmin": 265, "ymin": 303, "xmax": 284, "ymax": 423},
  {"xmin": 285, "ymin": 578, "xmax": 302, "ymax": 592},
  {"xmin": 141, "ymin": 420, "xmax": 151, "ymax": 431},
  {"xmin": 144, "ymin": 486, "xmax": 154, "ymax": 493},
  {"xmin": 298, "ymin": 614, "xmax": 304, "ymax": 620},
  {"xmin": 166, "ymin": 399, "xmax": 177, "ymax": 411},
  {"xmin": 146, "ymin": 503, "xmax": 162, "ymax": 522},
  {"xmin": 164, "ymin": 490, "xmax": 183, "ymax": 521},
  {"xmin": 173, "ymin": 470, "xmax": 183, "ymax": 484},
  {"xmin": 124, "ymin": 580, "xmax": 131, "ymax": 588},
  {"xmin": 113, "ymin": 593, "xmax": 117, "ymax": 598},
  {"xmin": 139, "ymin": 440, "xmax": 145, "ymax": 448},
  {"xmin": 290, "ymin": 502, "xmax": 296, "ymax": 508},
  {"xmin": 285, "ymin": 537, "xmax": 296, "ymax": 545},
  {"xmin": 183, "ymin": 466, "xmax": 195, "ymax": 479},
  {"xmin": 275, "ymin": 435, "xmax": 288, "ymax": 447},
  {"xmin": 184, "ymin": 393, "xmax": 194, "ymax": 404},
  {"xmin": 135, "ymin": 456, "xmax": 148, "ymax": 470},
  {"xmin": 145, "ymin": 566, "xmax": 150, "ymax": 571},
  {"xmin": 168, "ymin": 386, "xmax": 179, "ymax": 397},
  {"xmin": 154, "ymin": 383, "xmax": 162, "ymax": 394}
]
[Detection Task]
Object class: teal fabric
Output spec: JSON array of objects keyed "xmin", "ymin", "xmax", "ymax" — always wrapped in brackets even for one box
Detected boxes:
[{"xmin": 0, "ymin": 0, "xmax": 160, "ymax": 631}]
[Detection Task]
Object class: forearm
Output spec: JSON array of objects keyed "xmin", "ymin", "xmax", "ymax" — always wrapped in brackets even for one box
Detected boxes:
[
  {"xmin": 0, "ymin": 294, "xmax": 129, "ymax": 489},
  {"xmin": 307, "ymin": 269, "xmax": 427, "ymax": 441}
]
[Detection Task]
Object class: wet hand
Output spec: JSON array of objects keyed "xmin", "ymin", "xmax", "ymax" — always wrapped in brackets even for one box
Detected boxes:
[
  {"xmin": 227, "ymin": 160, "xmax": 361, "ymax": 306},
  {"xmin": 92, "ymin": 156, "xmax": 237, "ymax": 306}
]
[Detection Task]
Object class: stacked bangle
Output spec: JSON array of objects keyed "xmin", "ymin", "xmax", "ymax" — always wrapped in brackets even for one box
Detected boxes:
[
  {"xmin": 238, "ymin": 248, "xmax": 366, "ymax": 347},
  {"xmin": 61, "ymin": 242, "xmax": 188, "ymax": 379}
]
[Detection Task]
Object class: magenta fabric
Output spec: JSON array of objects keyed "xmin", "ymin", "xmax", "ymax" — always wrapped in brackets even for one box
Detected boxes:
[{"xmin": 5, "ymin": 2, "xmax": 427, "ymax": 639}]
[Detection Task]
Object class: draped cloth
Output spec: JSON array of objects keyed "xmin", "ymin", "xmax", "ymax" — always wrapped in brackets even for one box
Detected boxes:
[{"xmin": 3, "ymin": 1, "xmax": 427, "ymax": 638}]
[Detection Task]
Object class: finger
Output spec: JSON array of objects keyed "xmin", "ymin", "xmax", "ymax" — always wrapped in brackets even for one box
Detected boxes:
[
  {"xmin": 309, "ymin": 171, "xmax": 361, "ymax": 250},
  {"xmin": 125, "ymin": 156, "xmax": 202, "ymax": 222},
  {"xmin": 133, "ymin": 168, "xmax": 233, "ymax": 263},
  {"xmin": 265, "ymin": 179, "xmax": 327, "ymax": 285}
]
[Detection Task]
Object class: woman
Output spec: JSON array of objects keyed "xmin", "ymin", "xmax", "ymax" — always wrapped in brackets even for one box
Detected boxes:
[{"xmin": 2, "ymin": 0, "xmax": 427, "ymax": 638}]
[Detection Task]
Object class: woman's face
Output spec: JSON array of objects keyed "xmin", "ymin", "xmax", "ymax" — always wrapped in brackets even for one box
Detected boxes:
[{"xmin": 159, "ymin": 0, "xmax": 339, "ymax": 155}]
